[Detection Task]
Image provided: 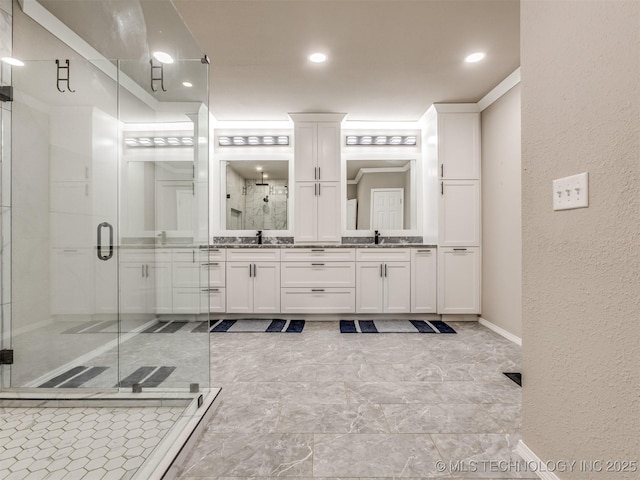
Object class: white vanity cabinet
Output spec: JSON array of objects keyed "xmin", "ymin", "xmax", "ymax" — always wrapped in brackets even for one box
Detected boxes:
[
  {"xmin": 280, "ymin": 248, "xmax": 356, "ymax": 313},
  {"xmin": 437, "ymin": 247, "xmax": 481, "ymax": 314},
  {"xmin": 292, "ymin": 114, "xmax": 344, "ymax": 243},
  {"xmin": 51, "ymin": 248, "xmax": 94, "ymax": 315},
  {"xmin": 411, "ymin": 248, "xmax": 437, "ymax": 313},
  {"xmin": 120, "ymin": 249, "xmax": 172, "ymax": 314},
  {"xmin": 294, "ymin": 182, "xmax": 341, "ymax": 243},
  {"xmin": 172, "ymin": 248, "xmax": 226, "ymax": 314},
  {"xmin": 355, "ymin": 248, "xmax": 411, "ymax": 314},
  {"xmin": 439, "ymin": 179, "xmax": 481, "ymax": 246},
  {"xmin": 226, "ymin": 249, "xmax": 281, "ymax": 313},
  {"xmin": 436, "ymin": 110, "xmax": 481, "ymax": 180},
  {"xmin": 293, "ymin": 121, "xmax": 341, "ymax": 182}
]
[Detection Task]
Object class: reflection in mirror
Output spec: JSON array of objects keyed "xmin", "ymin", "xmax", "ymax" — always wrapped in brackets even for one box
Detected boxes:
[
  {"xmin": 225, "ymin": 160, "xmax": 288, "ymax": 230},
  {"xmin": 346, "ymin": 159, "xmax": 414, "ymax": 230}
]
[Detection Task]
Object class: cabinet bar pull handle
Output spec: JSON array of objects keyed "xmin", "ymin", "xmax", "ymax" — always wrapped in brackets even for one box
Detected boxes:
[
  {"xmin": 311, "ymin": 249, "xmax": 325, "ymax": 252},
  {"xmin": 192, "ymin": 182, "xmax": 195, "ymax": 195},
  {"xmin": 311, "ymin": 263, "xmax": 325, "ymax": 266},
  {"xmin": 441, "ymin": 164, "xmax": 443, "ymax": 177},
  {"xmin": 253, "ymin": 263, "xmax": 257, "ymax": 277},
  {"xmin": 318, "ymin": 167, "xmax": 321, "ymax": 179},
  {"xmin": 384, "ymin": 264, "xmax": 388, "ymax": 277},
  {"xmin": 441, "ymin": 181, "xmax": 444, "ymax": 195},
  {"xmin": 315, "ymin": 183, "xmax": 318, "ymax": 196},
  {"xmin": 202, "ymin": 288, "xmax": 219, "ymax": 292},
  {"xmin": 192, "ymin": 251, "xmax": 195, "ymax": 263},
  {"xmin": 249, "ymin": 264, "xmax": 252, "ymax": 277},
  {"xmin": 63, "ymin": 249, "xmax": 78, "ymax": 253},
  {"xmin": 201, "ymin": 262, "xmax": 219, "ymax": 266},
  {"xmin": 146, "ymin": 264, "xmax": 149, "ymax": 277},
  {"xmin": 314, "ymin": 167, "xmax": 317, "ymax": 180},
  {"xmin": 417, "ymin": 249, "xmax": 432, "ymax": 253},
  {"xmin": 318, "ymin": 183, "xmax": 321, "ymax": 195},
  {"xmin": 311, "ymin": 289, "xmax": 325, "ymax": 292},
  {"xmin": 453, "ymin": 248, "xmax": 468, "ymax": 251},
  {"xmin": 380, "ymin": 264, "xmax": 383, "ymax": 277}
]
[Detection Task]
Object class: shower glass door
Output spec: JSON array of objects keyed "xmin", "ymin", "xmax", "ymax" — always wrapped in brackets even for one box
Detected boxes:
[
  {"xmin": 117, "ymin": 58, "xmax": 210, "ymax": 390},
  {"xmin": 10, "ymin": 58, "xmax": 120, "ymax": 388},
  {"xmin": 9, "ymin": 56, "xmax": 210, "ymax": 391}
]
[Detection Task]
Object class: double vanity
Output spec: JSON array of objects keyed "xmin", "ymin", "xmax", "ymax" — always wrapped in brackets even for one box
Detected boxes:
[{"xmin": 119, "ymin": 243, "xmax": 480, "ymax": 319}]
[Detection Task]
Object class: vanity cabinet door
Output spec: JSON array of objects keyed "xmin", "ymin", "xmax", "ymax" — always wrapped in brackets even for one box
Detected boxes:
[
  {"xmin": 438, "ymin": 112, "xmax": 480, "ymax": 180},
  {"xmin": 226, "ymin": 262, "xmax": 254, "ymax": 313},
  {"xmin": 411, "ymin": 249, "xmax": 437, "ymax": 313},
  {"xmin": 439, "ymin": 180, "xmax": 480, "ymax": 246},
  {"xmin": 383, "ymin": 262, "xmax": 411, "ymax": 314},
  {"xmin": 316, "ymin": 182, "xmax": 341, "ymax": 243},
  {"xmin": 253, "ymin": 262, "xmax": 281, "ymax": 313},
  {"xmin": 294, "ymin": 183, "xmax": 318, "ymax": 242},
  {"xmin": 438, "ymin": 247, "xmax": 481, "ymax": 314},
  {"xmin": 316, "ymin": 123, "xmax": 341, "ymax": 181},
  {"xmin": 356, "ymin": 262, "xmax": 385, "ymax": 313},
  {"xmin": 294, "ymin": 122, "xmax": 317, "ymax": 181}
]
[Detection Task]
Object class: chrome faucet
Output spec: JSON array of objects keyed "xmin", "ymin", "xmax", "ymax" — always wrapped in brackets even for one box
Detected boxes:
[
  {"xmin": 256, "ymin": 230, "xmax": 263, "ymax": 245},
  {"xmin": 157, "ymin": 230, "xmax": 167, "ymax": 245},
  {"xmin": 374, "ymin": 230, "xmax": 380, "ymax": 245}
]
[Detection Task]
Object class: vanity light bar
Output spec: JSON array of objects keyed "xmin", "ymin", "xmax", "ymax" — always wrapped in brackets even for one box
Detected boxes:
[
  {"xmin": 125, "ymin": 136, "xmax": 194, "ymax": 147},
  {"xmin": 218, "ymin": 135, "xmax": 289, "ymax": 146},
  {"xmin": 345, "ymin": 135, "xmax": 417, "ymax": 146}
]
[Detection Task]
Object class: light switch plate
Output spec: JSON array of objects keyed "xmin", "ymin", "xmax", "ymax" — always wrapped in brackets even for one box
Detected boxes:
[{"xmin": 553, "ymin": 172, "xmax": 589, "ymax": 211}]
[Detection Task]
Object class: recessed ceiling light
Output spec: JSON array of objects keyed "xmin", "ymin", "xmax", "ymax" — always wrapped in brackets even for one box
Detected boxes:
[
  {"xmin": 153, "ymin": 51, "xmax": 174, "ymax": 64},
  {"xmin": 2, "ymin": 57, "xmax": 24, "ymax": 66},
  {"xmin": 182, "ymin": 81, "xmax": 193, "ymax": 87},
  {"xmin": 309, "ymin": 52, "xmax": 327, "ymax": 63},
  {"xmin": 465, "ymin": 52, "xmax": 486, "ymax": 63}
]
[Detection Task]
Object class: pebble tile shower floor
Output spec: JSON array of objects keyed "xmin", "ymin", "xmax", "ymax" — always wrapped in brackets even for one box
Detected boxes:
[{"xmin": 179, "ymin": 321, "xmax": 533, "ymax": 479}]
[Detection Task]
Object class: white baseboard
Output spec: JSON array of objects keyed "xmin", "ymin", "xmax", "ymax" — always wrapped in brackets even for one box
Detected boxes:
[
  {"xmin": 516, "ymin": 440, "xmax": 560, "ymax": 480},
  {"xmin": 479, "ymin": 317, "xmax": 522, "ymax": 346}
]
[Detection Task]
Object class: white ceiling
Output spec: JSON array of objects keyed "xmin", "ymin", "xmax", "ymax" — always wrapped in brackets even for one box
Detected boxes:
[
  {"xmin": 173, "ymin": 0, "xmax": 520, "ymax": 121},
  {"xmin": 34, "ymin": 0, "xmax": 520, "ymax": 123}
]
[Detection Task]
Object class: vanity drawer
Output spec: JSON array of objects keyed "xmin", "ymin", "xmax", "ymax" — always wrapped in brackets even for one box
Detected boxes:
[
  {"xmin": 121, "ymin": 249, "xmax": 172, "ymax": 263},
  {"xmin": 200, "ymin": 262, "xmax": 225, "ymax": 288},
  {"xmin": 281, "ymin": 262, "xmax": 355, "ymax": 288},
  {"xmin": 172, "ymin": 249, "xmax": 201, "ymax": 263},
  {"xmin": 280, "ymin": 288, "xmax": 355, "ymax": 313},
  {"xmin": 204, "ymin": 248, "xmax": 226, "ymax": 262},
  {"xmin": 355, "ymin": 248, "xmax": 411, "ymax": 262},
  {"xmin": 226, "ymin": 248, "xmax": 281, "ymax": 262},
  {"xmin": 280, "ymin": 248, "xmax": 355, "ymax": 262},
  {"xmin": 201, "ymin": 287, "xmax": 226, "ymax": 313}
]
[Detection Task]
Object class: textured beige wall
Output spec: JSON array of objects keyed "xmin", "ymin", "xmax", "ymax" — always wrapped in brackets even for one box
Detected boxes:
[
  {"xmin": 521, "ymin": 1, "xmax": 640, "ymax": 477},
  {"xmin": 481, "ymin": 84, "xmax": 522, "ymax": 338}
]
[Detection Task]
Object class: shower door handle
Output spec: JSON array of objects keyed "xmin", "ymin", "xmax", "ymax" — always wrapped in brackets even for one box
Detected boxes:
[{"xmin": 97, "ymin": 222, "xmax": 114, "ymax": 261}]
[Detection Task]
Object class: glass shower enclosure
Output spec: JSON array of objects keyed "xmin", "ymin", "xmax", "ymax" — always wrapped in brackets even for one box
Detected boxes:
[{"xmin": 7, "ymin": 41, "xmax": 211, "ymax": 389}]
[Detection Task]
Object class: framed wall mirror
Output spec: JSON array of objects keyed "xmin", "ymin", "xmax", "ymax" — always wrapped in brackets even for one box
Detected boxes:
[
  {"xmin": 344, "ymin": 159, "xmax": 417, "ymax": 232},
  {"xmin": 222, "ymin": 160, "xmax": 289, "ymax": 231}
]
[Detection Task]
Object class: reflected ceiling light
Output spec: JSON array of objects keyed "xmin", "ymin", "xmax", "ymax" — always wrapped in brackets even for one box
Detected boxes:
[
  {"xmin": 2, "ymin": 57, "xmax": 24, "ymax": 66},
  {"xmin": 465, "ymin": 52, "xmax": 486, "ymax": 63},
  {"xmin": 263, "ymin": 174, "xmax": 269, "ymax": 178},
  {"xmin": 345, "ymin": 135, "xmax": 417, "ymax": 146},
  {"xmin": 256, "ymin": 166, "xmax": 263, "ymax": 171},
  {"xmin": 309, "ymin": 52, "xmax": 327, "ymax": 63},
  {"xmin": 182, "ymin": 81, "xmax": 193, "ymax": 87},
  {"xmin": 125, "ymin": 136, "xmax": 194, "ymax": 148},
  {"xmin": 152, "ymin": 51, "xmax": 174, "ymax": 64},
  {"xmin": 218, "ymin": 136, "xmax": 289, "ymax": 146}
]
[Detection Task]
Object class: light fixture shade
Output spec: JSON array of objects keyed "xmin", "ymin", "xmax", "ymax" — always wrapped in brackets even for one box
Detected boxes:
[
  {"xmin": 153, "ymin": 51, "xmax": 174, "ymax": 64},
  {"xmin": 218, "ymin": 135, "xmax": 290, "ymax": 147},
  {"xmin": 344, "ymin": 135, "xmax": 417, "ymax": 146},
  {"xmin": 124, "ymin": 136, "xmax": 194, "ymax": 148}
]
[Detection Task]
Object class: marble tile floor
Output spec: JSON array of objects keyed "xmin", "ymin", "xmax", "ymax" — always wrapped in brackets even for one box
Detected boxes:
[
  {"xmin": 179, "ymin": 321, "xmax": 534, "ymax": 479},
  {"xmin": 0, "ymin": 404, "xmax": 184, "ymax": 479}
]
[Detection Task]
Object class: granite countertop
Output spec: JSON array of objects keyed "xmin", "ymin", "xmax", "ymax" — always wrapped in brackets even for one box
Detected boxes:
[{"xmin": 120, "ymin": 243, "xmax": 437, "ymax": 249}]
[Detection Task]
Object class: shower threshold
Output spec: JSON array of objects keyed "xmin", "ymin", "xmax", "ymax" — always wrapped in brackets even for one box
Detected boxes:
[{"xmin": 0, "ymin": 388, "xmax": 221, "ymax": 479}]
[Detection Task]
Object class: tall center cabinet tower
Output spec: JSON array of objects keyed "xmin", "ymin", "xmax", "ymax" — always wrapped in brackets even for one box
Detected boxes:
[
  {"xmin": 290, "ymin": 114, "xmax": 346, "ymax": 243},
  {"xmin": 427, "ymin": 104, "xmax": 482, "ymax": 315}
]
